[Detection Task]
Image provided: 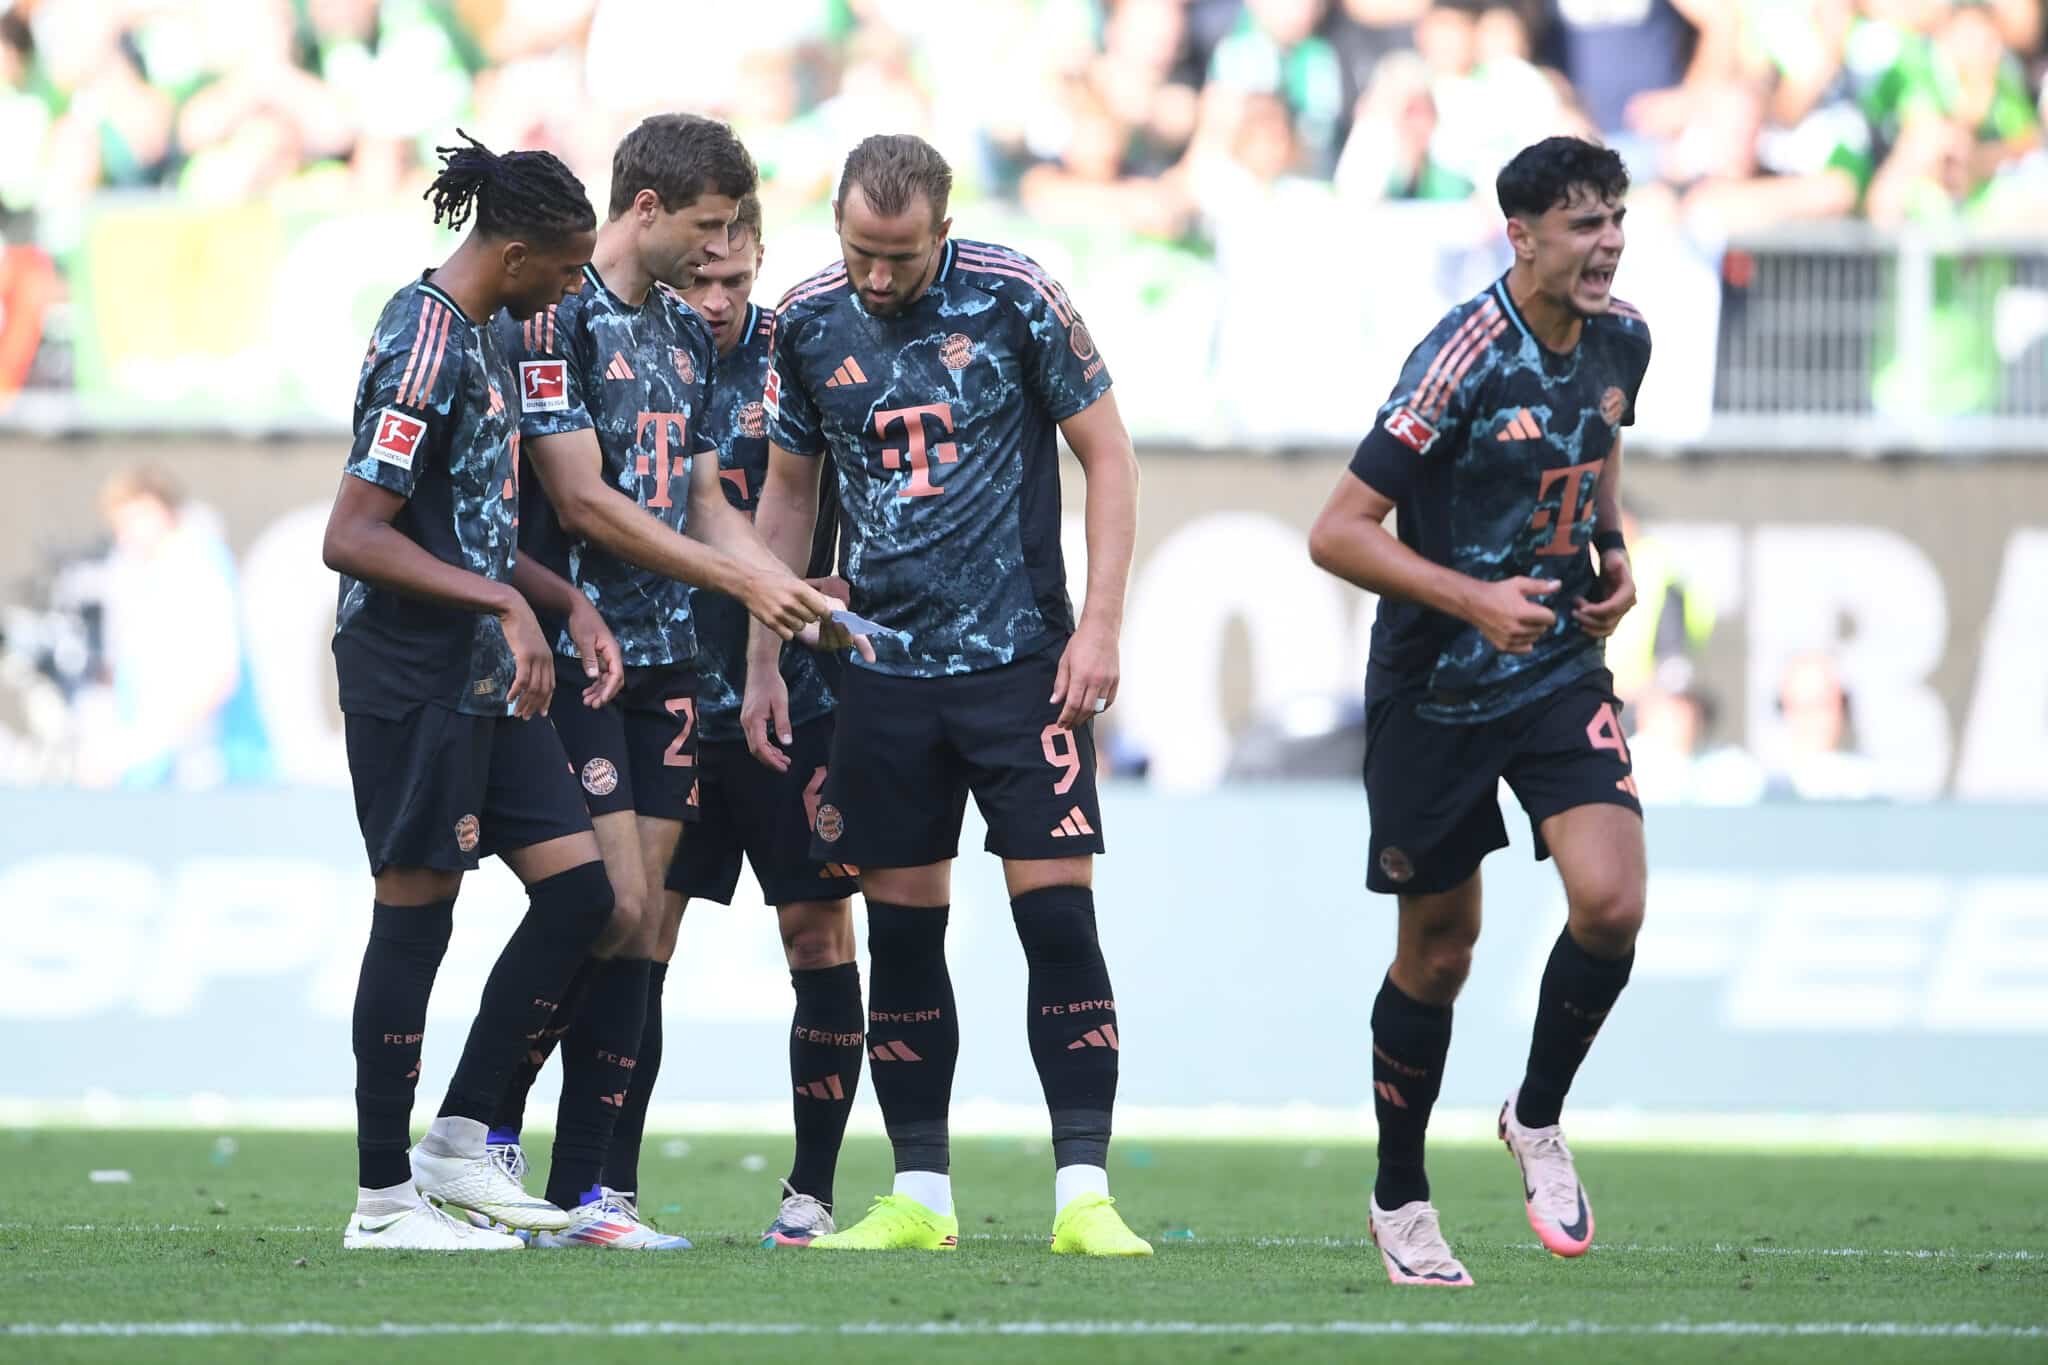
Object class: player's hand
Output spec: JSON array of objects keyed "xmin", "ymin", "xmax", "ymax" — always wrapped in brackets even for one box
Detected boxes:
[
  {"xmin": 742, "ymin": 668, "xmax": 794, "ymax": 773},
  {"xmin": 1469, "ymin": 576, "xmax": 1558, "ymax": 655},
  {"xmin": 1050, "ymin": 618, "xmax": 1119, "ymax": 730},
  {"xmin": 796, "ymin": 602, "xmax": 877, "ymax": 664},
  {"xmin": 566, "ymin": 597, "xmax": 624, "ymax": 707},
  {"xmin": 1573, "ymin": 549, "xmax": 1637, "ymax": 639},
  {"xmin": 740, "ymin": 567, "xmax": 835, "ymax": 640},
  {"xmin": 499, "ymin": 596, "xmax": 556, "ymax": 719}
]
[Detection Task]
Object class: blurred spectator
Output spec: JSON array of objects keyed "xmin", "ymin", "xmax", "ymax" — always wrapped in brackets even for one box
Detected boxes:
[
  {"xmin": 1207, "ymin": 0, "xmax": 1351, "ymax": 175},
  {"xmin": 0, "ymin": 0, "xmax": 2040, "ymax": 237},
  {"xmin": 1335, "ymin": 50, "xmax": 1476, "ymax": 201},
  {"xmin": 1760, "ymin": 650, "xmax": 1881, "ymax": 802},
  {"xmin": 1866, "ymin": 0, "xmax": 2043, "ymax": 226},
  {"xmin": 35, "ymin": 10, "xmax": 176, "ymax": 209},
  {"xmin": 1325, "ymin": 0, "xmax": 1429, "ymax": 114},
  {"xmin": 1018, "ymin": 70, "xmax": 1198, "ymax": 238},
  {"xmin": 1604, "ymin": 505, "xmax": 1715, "ymax": 707},
  {"xmin": 1413, "ymin": 0, "xmax": 1573, "ymax": 188},
  {"xmin": 1628, "ymin": 660, "xmax": 1765, "ymax": 805},
  {"xmin": 81, "ymin": 467, "xmax": 269, "ymax": 789},
  {"xmin": 1539, "ymin": 0, "xmax": 1741, "ymax": 173}
]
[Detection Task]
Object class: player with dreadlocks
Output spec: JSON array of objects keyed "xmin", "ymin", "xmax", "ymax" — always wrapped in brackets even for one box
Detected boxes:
[{"xmin": 323, "ymin": 132, "xmax": 623, "ymax": 1250}]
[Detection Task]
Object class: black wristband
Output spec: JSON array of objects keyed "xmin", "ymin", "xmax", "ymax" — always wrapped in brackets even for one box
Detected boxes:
[{"xmin": 1593, "ymin": 529, "xmax": 1627, "ymax": 556}]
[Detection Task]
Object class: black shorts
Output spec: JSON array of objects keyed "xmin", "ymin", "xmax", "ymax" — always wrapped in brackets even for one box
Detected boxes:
[
  {"xmin": 812, "ymin": 643, "xmax": 1104, "ymax": 869},
  {"xmin": 1364, "ymin": 667, "xmax": 1642, "ymax": 896},
  {"xmin": 665, "ymin": 713, "xmax": 861, "ymax": 908},
  {"xmin": 344, "ymin": 705, "xmax": 592, "ymax": 875},
  {"xmin": 547, "ymin": 655, "xmax": 700, "ymax": 823}
]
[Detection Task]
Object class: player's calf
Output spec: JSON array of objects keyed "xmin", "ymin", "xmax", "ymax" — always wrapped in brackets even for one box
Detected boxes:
[{"xmin": 1014, "ymin": 885, "xmax": 1120, "ymax": 1217}]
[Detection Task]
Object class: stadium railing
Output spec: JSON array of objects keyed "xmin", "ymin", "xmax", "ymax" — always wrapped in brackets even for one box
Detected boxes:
[{"xmin": 1706, "ymin": 222, "xmax": 2048, "ymax": 455}]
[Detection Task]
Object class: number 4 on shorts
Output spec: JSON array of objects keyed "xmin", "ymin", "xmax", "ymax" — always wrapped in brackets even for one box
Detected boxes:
[{"xmin": 1585, "ymin": 702, "xmax": 1639, "ymax": 798}]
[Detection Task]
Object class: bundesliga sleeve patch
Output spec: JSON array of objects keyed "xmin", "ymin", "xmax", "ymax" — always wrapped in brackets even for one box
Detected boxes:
[
  {"xmin": 1382, "ymin": 405, "xmax": 1439, "ymax": 454},
  {"xmin": 520, "ymin": 359, "xmax": 569, "ymax": 413},
  {"xmin": 368, "ymin": 407, "xmax": 427, "ymax": 470},
  {"xmin": 762, "ymin": 368, "xmax": 782, "ymax": 421}
]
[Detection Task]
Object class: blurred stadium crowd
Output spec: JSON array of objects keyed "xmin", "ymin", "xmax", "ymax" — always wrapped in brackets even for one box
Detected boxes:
[
  {"xmin": 3, "ymin": 0, "xmax": 2020, "ymax": 801},
  {"xmin": 7, "ymin": 0, "xmax": 2048, "ymax": 235}
]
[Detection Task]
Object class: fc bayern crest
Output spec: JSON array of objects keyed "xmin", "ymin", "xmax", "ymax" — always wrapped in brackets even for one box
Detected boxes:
[
  {"xmin": 940, "ymin": 333, "xmax": 974, "ymax": 370},
  {"xmin": 581, "ymin": 757, "xmax": 620, "ymax": 797},
  {"xmin": 1377, "ymin": 847, "xmax": 1414, "ymax": 883},
  {"xmin": 739, "ymin": 401, "xmax": 766, "ymax": 438},
  {"xmin": 1069, "ymin": 319, "xmax": 1096, "ymax": 362},
  {"xmin": 1600, "ymin": 386, "xmax": 1626, "ymax": 426},
  {"xmin": 673, "ymin": 348, "xmax": 696, "ymax": 385}
]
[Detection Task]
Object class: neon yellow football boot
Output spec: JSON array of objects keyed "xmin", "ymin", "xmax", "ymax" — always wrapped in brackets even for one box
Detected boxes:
[
  {"xmin": 1050, "ymin": 1194, "xmax": 1153, "ymax": 1257},
  {"xmin": 808, "ymin": 1194, "xmax": 959, "ymax": 1251}
]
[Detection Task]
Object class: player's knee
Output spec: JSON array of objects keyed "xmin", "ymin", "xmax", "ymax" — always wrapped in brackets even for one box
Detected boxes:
[
  {"xmin": 1399, "ymin": 934, "xmax": 1475, "ymax": 1002},
  {"xmin": 527, "ymin": 860, "xmax": 615, "ymax": 950},
  {"xmin": 1010, "ymin": 884, "xmax": 1099, "ymax": 966},
  {"xmin": 781, "ymin": 920, "xmax": 851, "ymax": 971},
  {"xmin": 1571, "ymin": 885, "xmax": 1644, "ymax": 957},
  {"xmin": 599, "ymin": 879, "xmax": 647, "ymax": 954}
]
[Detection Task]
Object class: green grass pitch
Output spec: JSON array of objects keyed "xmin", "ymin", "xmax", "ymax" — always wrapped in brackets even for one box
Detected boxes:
[{"xmin": 0, "ymin": 1128, "xmax": 2042, "ymax": 1364}]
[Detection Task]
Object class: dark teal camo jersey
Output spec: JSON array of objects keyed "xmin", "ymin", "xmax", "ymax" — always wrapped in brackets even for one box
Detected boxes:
[
  {"xmin": 334, "ymin": 274, "xmax": 522, "ymax": 719},
  {"xmin": 1348, "ymin": 277, "xmax": 1652, "ymax": 724},
  {"xmin": 496, "ymin": 265, "xmax": 719, "ymax": 666},
  {"xmin": 691, "ymin": 301, "xmax": 838, "ymax": 743},
  {"xmin": 764, "ymin": 238, "xmax": 1112, "ymax": 678}
]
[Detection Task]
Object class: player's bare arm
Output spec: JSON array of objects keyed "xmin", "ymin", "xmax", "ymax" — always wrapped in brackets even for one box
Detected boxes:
[
  {"xmin": 524, "ymin": 425, "xmax": 825, "ymax": 639},
  {"xmin": 509, "ymin": 554, "xmax": 623, "ymax": 708},
  {"xmin": 679, "ymin": 429, "xmax": 859, "ymax": 656},
  {"xmin": 1572, "ymin": 433, "xmax": 1636, "ymax": 640},
  {"xmin": 1051, "ymin": 389, "xmax": 1139, "ymax": 730},
  {"xmin": 321, "ymin": 473, "xmax": 556, "ymax": 718},
  {"xmin": 1308, "ymin": 470, "xmax": 1558, "ymax": 656},
  {"xmin": 740, "ymin": 441, "xmax": 823, "ymax": 770}
]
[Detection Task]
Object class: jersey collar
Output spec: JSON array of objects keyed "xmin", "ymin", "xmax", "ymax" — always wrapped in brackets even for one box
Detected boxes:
[
  {"xmin": 1490, "ymin": 275, "xmax": 1538, "ymax": 350},
  {"xmin": 416, "ymin": 273, "xmax": 473, "ymax": 324}
]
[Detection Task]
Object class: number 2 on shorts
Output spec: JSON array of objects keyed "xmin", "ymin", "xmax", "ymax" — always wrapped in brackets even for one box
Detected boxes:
[
  {"xmin": 1585, "ymin": 701, "xmax": 1639, "ymax": 797},
  {"xmin": 1041, "ymin": 723, "xmax": 1080, "ymax": 795},
  {"xmin": 664, "ymin": 697, "xmax": 697, "ymax": 767}
]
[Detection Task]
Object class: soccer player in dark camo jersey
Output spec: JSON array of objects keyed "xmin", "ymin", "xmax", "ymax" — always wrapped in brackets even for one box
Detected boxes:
[
  {"xmin": 323, "ymin": 134, "xmax": 625, "ymax": 1251},
  {"xmin": 1309, "ymin": 136, "xmax": 1653, "ymax": 1287},
  {"xmin": 673, "ymin": 192, "xmax": 865, "ymax": 1247},
  {"xmin": 476, "ymin": 115, "xmax": 861, "ymax": 1249},
  {"xmin": 748, "ymin": 134, "xmax": 1151, "ymax": 1256}
]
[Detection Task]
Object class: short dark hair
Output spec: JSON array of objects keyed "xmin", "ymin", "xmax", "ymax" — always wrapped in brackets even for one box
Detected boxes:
[
  {"xmin": 837, "ymin": 134, "xmax": 952, "ymax": 225},
  {"xmin": 424, "ymin": 130, "xmax": 595, "ymax": 244},
  {"xmin": 609, "ymin": 113, "xmax": 758, "ymax": 220},
  {"xmin": 730, "ymin": 191, "xmax": 764, "ymax": 247},
  {"xmin": 1495, "ymin": 136, "xmax": 1630, "ymax": 219}
]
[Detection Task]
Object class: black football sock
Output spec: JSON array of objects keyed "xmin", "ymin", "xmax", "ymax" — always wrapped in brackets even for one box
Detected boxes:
[
  {"xmin": 438, "ymin": 862, "xmax": 613, "ymax": 1125},
  {"xmin": 604, "ymin": 959, "xmax": 666, "ymax": 1197},
  {"xmin": 1012, "ymin": 886, "xmax": 1118, "ymax": 1171},
  {"xmin": 787, "ymin": 961, "xmax": 865, "ymax": 1206},
  {"xmin": 352, "ymin": 899, "xmax": 455, "ymax": 1189},
  {"xmin": 545, "ymin": 956, "xmax": 651, "ymax": 1208},
  {"xmin": 864, "ymin": 902, "xmax": 957, "ymax": 1175},
  {"xmin": 1371, "ymin": 973, "xmax": 1453, "ymax": 1210},
  {"xmin": 489, "ymin": 954, "xmax": 600, "ymax": 1144},
  {"xmin": 1516, "ymin": 928, "xmax": 1635, "ymax": 1130}
]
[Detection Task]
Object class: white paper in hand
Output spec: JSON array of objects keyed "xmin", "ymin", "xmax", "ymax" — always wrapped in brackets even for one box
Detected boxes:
[{"xmin": 830, "ymin": 607, "xmax": 895, "ymax": 639}]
